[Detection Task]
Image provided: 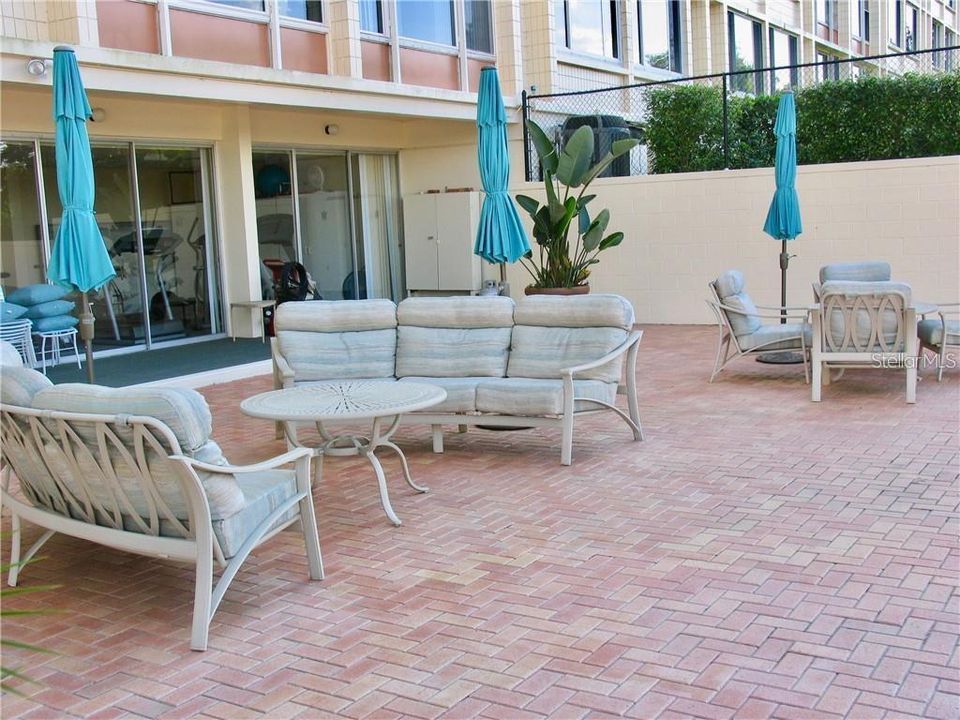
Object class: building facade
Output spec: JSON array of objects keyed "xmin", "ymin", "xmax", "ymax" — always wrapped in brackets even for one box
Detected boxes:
[{"xmin": 1, "ymin": 0, "xmax": 956, "ymax": 351}]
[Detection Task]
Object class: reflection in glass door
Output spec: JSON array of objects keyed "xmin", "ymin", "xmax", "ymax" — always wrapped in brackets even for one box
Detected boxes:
[
  {"xmin": 253, "ymin": 149, "xmax": 402, "ymax": 302},
  {"xmin": 1, "ymin": 142, "xmax": 46, "ymax": 291}
]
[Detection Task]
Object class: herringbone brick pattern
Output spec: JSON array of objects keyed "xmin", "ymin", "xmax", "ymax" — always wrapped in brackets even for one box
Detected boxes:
[{"xmin": 3, "ymin": 326, "xmax": 958, "ymax": 719}]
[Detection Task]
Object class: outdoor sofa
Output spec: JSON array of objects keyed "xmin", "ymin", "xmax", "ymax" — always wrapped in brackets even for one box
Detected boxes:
[
  {"xmin": 272, "ymin": 294, "xmax": 643, "ymax": 465},
  {"xmin": 0, "ymin": 343, "xmax": 323, "ymax": 651}
]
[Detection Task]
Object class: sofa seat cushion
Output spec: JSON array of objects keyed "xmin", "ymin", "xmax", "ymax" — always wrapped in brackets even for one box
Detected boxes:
[
  {"xmin": 508, "ymin": 326, "xmax": 628, "ymax": 384},
  {"xmin": 212, "ymin": 470, "xmax": 299, "ymax": 559},
  {"xmin": 399, "ymin": 376, "xmax": 482, "ymax": 413},
  {"xmin": 739, "ymin": 323, "xmax": 811, "ymax": 351},
  {"xmin": 476, "ymin": 378, "xmax": 617, "ymax": 416},
  {"xmin": 919, "ymin": 318, "xmax": 960, "ymax": 347}
]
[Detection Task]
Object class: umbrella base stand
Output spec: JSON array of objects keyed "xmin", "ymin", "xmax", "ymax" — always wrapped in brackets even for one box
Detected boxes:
[{"xmin": 756, "ymin": 351, "xmax": 805, "ymax": 365}]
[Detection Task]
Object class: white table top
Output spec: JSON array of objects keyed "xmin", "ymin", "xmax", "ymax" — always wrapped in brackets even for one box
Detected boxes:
[{"xmin": 240, "ymin": 380, "xmax": 446, "ymax": 422}]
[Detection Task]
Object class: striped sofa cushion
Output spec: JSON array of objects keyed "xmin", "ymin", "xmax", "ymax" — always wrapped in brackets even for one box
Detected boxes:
[
  {"xmin": 276, "ymin": 299, "xmax": 398, "ymax": 380},
  {"xmin": 507, "ymin": 294, "xmax": 634, "ymax": 384},
  {"xmin": 396, "ymin": 296, "xmax": 515, "ymax": 379}
]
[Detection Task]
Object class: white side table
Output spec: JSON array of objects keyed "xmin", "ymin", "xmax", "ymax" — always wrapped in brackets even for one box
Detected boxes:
[
  {"xmin": 230, "ymin": 300, "xmax": 276, "ymax": 343},
  {"xmin": 36, "ymin": 328, "xmax": 82, "ymax": 373},
  {"xmin": 241, "ymin": 380, "xmax": 446, "ymax": 526}
]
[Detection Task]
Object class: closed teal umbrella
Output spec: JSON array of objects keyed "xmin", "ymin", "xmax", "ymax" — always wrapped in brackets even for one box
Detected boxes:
[
  {"xmin": 46, "ymin": 46, "xmax": 115, "ymax": 382},
  {"xmin": 474, "ymin": 67, "xmax": 529, "ymax": 265},
  {"xmin": 763, "ymin": 91, "xmax": 802, "ymax": 321}
]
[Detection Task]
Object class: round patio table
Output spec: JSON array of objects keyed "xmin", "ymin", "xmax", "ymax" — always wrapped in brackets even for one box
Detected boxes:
[{"xmin": 241, "ymin": 380, "xmax": 446, "ymax": 526}]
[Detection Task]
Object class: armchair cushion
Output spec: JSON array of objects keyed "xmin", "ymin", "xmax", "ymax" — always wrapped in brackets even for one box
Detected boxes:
[
  {"xmin": 0, "ymin": 339, "xmax": 25, "ymax": 367},
  {"xmin": 476, "ymin": 378, "xmax": 617, "ymax": 416},
  {"xmin": 819, "ymin": 261, "xmax": 891, "ymax": 284},
  {"xmin": 918, "ymin": 318, "xmax": 960, "ymax": 347},
  {"xmin": 24, "ymin": 299, "xmax": 75, "ymax": 320},
  {"xmin": 714, "ymin": 271, "xmax": 761, "ymax": 338},
  {"xmin": 0, "ymin": 302, "xmax": 28, "ymax": 322},
  {"xmin": 5, "ymin": 284, "xmax": 69, "ymax": 306},
  {"xmin": 214, "ymin": 470, "xmax": 299, "ymax": 559},
  {"xmin": 738, "ymin": 323, "xmax": 811, "ymax": 351}
]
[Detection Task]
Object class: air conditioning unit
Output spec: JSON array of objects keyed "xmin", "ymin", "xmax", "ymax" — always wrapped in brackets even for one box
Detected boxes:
[{"xmin": 559, "ymin": 115, "xmax": 634, "ymax": 178}]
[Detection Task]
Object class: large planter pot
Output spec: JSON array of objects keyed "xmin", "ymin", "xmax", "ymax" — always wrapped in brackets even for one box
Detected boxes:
[{"xmin": 524, "ymin": 284, "xmax": 590, "ymax": 296}]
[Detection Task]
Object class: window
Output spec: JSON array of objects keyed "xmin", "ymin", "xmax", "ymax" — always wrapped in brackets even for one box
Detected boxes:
[
  {"xmin": 278, "ymin": 0, "xmax": 321, "ymax": 22},
  {"xmin": 946, "ymin": 30, "xmax": 957, "ymax": 71},
  {"xmin": 854, "ymin": 0, "xmax": 870, "ymax": 41},
  {"xmin": 638, "ymin": 0, "xmax": 682, "ymax": 72},
  {"xmin": 816, "ymin": 0, "xmax": 838, "ymax": 29},
  {"xmin": 889, "ymin": 0, "xmax": 902, "ymax": 47},
  {"xmin": 360, "ymin": 0, "xmax": 383, "ymax": 33},
  {"xmin": 769, "ymin": 28, "xmax": 799, "ymax": 91},
  {"xmin": 727, "ymin": 11, "xmax": 762, "ymax": 94},
  {"xmin": 202, "ymin": 0, "xmax": 264, "ymax": 9},
  {"xmin": 905, "ymin": 3, "xmax": 918, "ymax": 51},
  {"xmin": 817, "ymin": 51, "xmax": 841, "ymax": 81},
  {"xmin": 558, "ymin": 0, "xmax": 621, "ymax": 60},
  {"xmin": 398, "ymin": 0, "xmax": 456, "ymax": 46},
  {"xmin": 465, "ymin": 0, "xmax": 493, "ymax": 53}
]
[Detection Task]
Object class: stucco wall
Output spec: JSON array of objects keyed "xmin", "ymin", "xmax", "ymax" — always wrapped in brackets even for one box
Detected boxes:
[{"xmin": 503, "ymin": 156, "xmax": 960, "ymax": 324}]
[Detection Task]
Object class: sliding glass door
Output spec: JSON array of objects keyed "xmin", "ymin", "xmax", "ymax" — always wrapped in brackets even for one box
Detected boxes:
[
  {"xmin": 1, "ymin": 136, "xmax": 221, "ymax": 352},
  {"xmin": 252, "ymin": 149, "xmax": 402, "ymax": 302}
]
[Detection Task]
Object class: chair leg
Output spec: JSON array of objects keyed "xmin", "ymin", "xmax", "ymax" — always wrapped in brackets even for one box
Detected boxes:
[
  {"xmin": 298, "ymin": 455, "xmax": 324, "ymax": 581},
  {"xmin": 906, "ymin": 364, "xmax": 917, "ymax": 404},
  {"xmin": 812, "ymin": 360, "xmax": 822, "ymax": 402},
  {"xmin": 938, "ymin": 344, "xmax": 946, "ymax": 382},
  {"xmin": 8, "ymin": 514, "xmax": 21, "ymax": 587},
  {"xmin": 431, "ymin": 425, "xmax": 444, "ymax": 454},
  {"xmin": 709, "ymin": 335, "xmax": 730, "ymax": 382},
  {"xmin": 190, "ymin": 543, "xmax": 214, "ymax": 652}
]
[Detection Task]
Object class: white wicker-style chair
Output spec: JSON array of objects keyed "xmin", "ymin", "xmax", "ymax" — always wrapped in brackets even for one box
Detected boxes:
[
  {"xmin": 918, "ymin": 303, "xmax": 960, "ymax": 382},
  {"xmin": 811, "ymin": 281, "xmax": 918, "ymax": 402},
  {"xmin": 707, "ymin": 270, "xmax": 810, "ymax": 382},
  {"xmin": 0, "ymin": 319, "xmax": 37, "ymax": 368},
  {"xmin": 0, "ymin": 377, "xmax": 324, "ymax": 651}
]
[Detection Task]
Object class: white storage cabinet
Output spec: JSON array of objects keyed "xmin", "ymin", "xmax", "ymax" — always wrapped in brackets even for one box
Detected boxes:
[{"xmin": 402, "ymin": 192, "xmax": 481, "ymax": 293}]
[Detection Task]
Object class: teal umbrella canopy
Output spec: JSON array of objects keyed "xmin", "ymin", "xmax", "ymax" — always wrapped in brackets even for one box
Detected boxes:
[
  {"xmin": 474, "ymin": 67, "xmax": 529, "ymax": 264},
  {"xmin": 762, "ymin": 92, "xmax": 803, "ymax": 241},
  {"xmin": 47, "ymin": 46, "xmax": 116, "ymax": 293}
]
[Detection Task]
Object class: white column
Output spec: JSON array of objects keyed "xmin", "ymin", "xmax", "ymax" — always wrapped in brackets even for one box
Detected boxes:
[
  {"xmin": 217, "ymin": 106, "xmax": 262, "ymax": 338},
  {"xmin": 494, "ymin": 0, "xmax": 524, "ymax": 97}
]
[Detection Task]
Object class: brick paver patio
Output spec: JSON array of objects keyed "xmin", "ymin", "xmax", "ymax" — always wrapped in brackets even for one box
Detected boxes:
[{"xmin": 3, "ymin": 326, "xmax": 958, "ymax": 719}]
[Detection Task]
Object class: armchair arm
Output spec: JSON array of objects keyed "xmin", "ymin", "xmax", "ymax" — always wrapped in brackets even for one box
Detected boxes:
[
  {"xmin": 754, "ymin": 304, "xmax": 812, "ymax": 311},
  {"xmin": 271, "ymin": 338, "xmax": 295, "ymax": 388},
  {"xmin": 170, "ymin": 447, "xmax": 314, "ymax": 475},
  {"xmin": 563, "ymin": 330, "xmax": 642, "ymax": 377},
  {"xmin": 708, "ymin": 301, "xmax": 809, "ymax": 322}
]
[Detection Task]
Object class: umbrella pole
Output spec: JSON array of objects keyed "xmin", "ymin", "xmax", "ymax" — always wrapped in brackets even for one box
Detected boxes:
[
  {"xmin": 79, "ymin": 291, "xmax": 96, "ymax": 383},
  {"xmin": 779, "ymin": 239, "xmax": 789, "ymax": 325}
]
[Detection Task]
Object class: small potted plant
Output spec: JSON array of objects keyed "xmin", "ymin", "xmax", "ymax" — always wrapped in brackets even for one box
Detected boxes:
[{"xmin": 516, "ymin": 120, "xmax": 638, "ymax": 294}]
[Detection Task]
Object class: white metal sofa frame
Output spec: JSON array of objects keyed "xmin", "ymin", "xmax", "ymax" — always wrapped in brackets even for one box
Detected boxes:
[
  {"xmin": 706, "ymin": 281, "xmax": 810, "ymax": 383},
  {"xmin": 409, "ymin": 330, "xmax": 645, "ymax": 467},
  {"xmin": 919, "ymin": 303, "xmax": 960, "ymax": 382},
  {"xmin": 811, "ymin": 284, "xmax": 918, "ymax": 403},
  {"xmin": 0, "ymin": 404, "xmax": 323, "ymax": 651}
]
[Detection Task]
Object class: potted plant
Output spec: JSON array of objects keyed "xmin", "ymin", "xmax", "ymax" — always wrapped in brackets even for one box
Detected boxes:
[{"xmin": 515, "ymin": 120, "xmax": 638, "ymax": 294}]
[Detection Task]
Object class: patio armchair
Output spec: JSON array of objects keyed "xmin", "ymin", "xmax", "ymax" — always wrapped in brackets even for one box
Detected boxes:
[
  {"xmin": 918, "ymin": 303, "xmax": 959, "ymax": 381},
  {"xmin": 811, "ymin": 280, "xmax": 917, "ymax": 402},
  {"xmin": 707, "ymin": 270, "xmax": 810, "ymax": 382},
  {"xmin": 0, "ymin": 368, "xmax": 324, "ymax": 651},
  {"xmin": 0, "ymin": 318, "xmax": 37, "ymax": 368}
]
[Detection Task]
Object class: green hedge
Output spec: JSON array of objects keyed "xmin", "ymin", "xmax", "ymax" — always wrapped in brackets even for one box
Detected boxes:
[{"xmin": 644, "ymin": 72, "xmax": 960, "ymax": 174}]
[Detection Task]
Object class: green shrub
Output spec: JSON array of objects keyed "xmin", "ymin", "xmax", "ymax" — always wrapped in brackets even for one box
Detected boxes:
[
  {"xmin": 644, "ymin": 83, "xmax": 724, "ymax": 173},
  {"xmin": 643, "ymin": 71, "xmax": 960, "ymax": 173}
]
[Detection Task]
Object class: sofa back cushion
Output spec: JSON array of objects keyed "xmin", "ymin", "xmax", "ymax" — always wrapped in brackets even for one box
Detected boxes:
[
  {"xmin": 820, "ymin": 281, "xmax": 912, "ymax": 353},
  {"xmin": 507, "ymin": 294, "xmax": 634, "ymax": 383},
  {"xmin": 819, "ymin": 261, "xmax": 891, "ymax": 284},
  {"xmin": 275, "ymin": 300, "xmax": 397, "ymax": 380},
  {"xmin": 396, "ymin": 296, "xmax": 514, "ymax": 378},
  {"xmin": 28, "ymin": 384, "xmax": 245, "ymax": 521}
]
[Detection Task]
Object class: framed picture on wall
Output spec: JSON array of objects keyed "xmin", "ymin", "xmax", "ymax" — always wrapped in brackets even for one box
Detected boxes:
[{"xmin": 168, "ymin": 171, "xmax": 199, "ymax": 205}]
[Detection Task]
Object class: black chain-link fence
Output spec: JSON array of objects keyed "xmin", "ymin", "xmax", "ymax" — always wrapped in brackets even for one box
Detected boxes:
[{"xmin": 523, "ymin": 46, "xmax": 960, "ymax": 181}]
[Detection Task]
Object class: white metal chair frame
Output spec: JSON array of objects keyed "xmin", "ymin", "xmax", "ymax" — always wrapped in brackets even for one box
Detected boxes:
[
  {"xmin": 811, "ymin": 289, "xmax": 918, "ymax": 403},
  {"xmin": 0, "ymin": 404, "xmax": 323, "ymax": 651},
  {"xmin": 919, "ymin": 303, "xmax": 960, "ymax": 382},
  {"xmin": 35, "ymin": 327, "xmax": 82, "ymax": 373},
  {"xmin": 0, "ymin": 319, "xmax": 37, "ymax": 368},
  {"xmin": 706, "ymin": 282, "xmax": 810, "ymax": 383}
]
